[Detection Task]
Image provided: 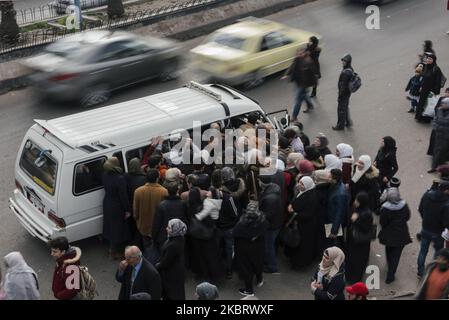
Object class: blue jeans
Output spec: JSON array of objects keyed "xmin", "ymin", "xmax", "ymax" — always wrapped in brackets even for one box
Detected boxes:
[
  {"xmin": 218, "ymin": 228, "xmax": 234, "ymax": 273},
  {"xmin": 264, "ymin": 229, "xmax": 280, "ymax": 273},
  {"xmin": 417, "ymin": 229, "xmax": 444, "ymax": 275},
  {"xmin": 292, "ymin": 86, "xmax": 313, "ymax": 120}
]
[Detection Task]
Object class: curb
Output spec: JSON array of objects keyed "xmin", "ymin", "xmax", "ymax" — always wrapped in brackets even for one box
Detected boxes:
[{"xmin": 0, "ymin": 0, "xmax": 316, "ymax": 95}]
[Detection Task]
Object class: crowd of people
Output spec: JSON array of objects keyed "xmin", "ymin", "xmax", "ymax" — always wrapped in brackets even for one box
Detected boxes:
[{"xmin": 1, "ymin": 37, "xmax": 449, "ymax": 300}]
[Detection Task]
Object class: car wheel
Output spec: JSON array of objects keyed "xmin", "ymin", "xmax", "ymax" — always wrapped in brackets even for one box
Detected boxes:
[
  {"xmin": 160, "ymin": 63, "xmax": 179, "ymax": 82},
  {"xmin": 243, "ymin": 71, "xmax": 264, "ymax": 90},
  {"xmin": 80, "ymin": 86, "xmax": 110, "ymax": 108}
]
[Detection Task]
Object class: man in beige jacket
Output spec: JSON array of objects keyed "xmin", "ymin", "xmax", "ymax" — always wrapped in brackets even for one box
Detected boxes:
[{"xmin": 134, "ymin": 169, "xmax": 168, "ymax": 249}]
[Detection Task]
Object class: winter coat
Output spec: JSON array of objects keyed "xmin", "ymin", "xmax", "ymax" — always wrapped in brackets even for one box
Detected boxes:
[
  {"xmin": 421, "ymin": 63, "xmax": 443, "ymax": 95},
  {"xmin": 152, "ymin": 195, "xmax": 187, "ymax": 249},
  {"xmin": 233, "ymin": 212, "xmax": 269, "ymax": 280},
  {"xmin": 3, "ymin": 252, "xmax": 40, "ymax": 300},
  {"xmin": 415, "ymin": 262, "xmax": 449, "ymax": 300},
  {"xmin": 259, "ymin": 183, "xmax": 283, "ymax": 230},
  {"xmin": 133, "ymin": 183, "xmax": 168, "ymax": 236},
  {"xmin": 375, "ymin": 148, "xmax": 399, "ymax": 182},
  {"xmin": 288, "ymin": 189, "xmax": 319, "ymax": 268},
  {"xmin": 327, "ymin": 182, "xmax": 350, "ymax": 235},
  {"xmin": 378, "ymin": 201, "xmax": 412, "ymax": 247},
  {"xmin": 313, "ymin": 266, "xmax": 346, "ymax": 300},
  {"xmin": 406, "ymin": 74, "xmax": 424, "ymax": 97},
  {"xmin": 434, "ymin": 107, "xmax": 449, "ymax": 133},
  {"xmin": 338, "ymin": 54, "xmax": 353, "ymax": 96},
  {"xmin": 196, "ymin": 198, "xmax": 222, "ymax": 221},
  {"xmin": 308, "ymin": 46, "xmax": 321, "ymax": 78},
  {"xmin": 314, "ymin": 182, "xmax": 331, "ymax": 255},
  {"xmin": 102, "ymin": 172, "xmax": 131, "ymax": 245},
  {"xmin": 116, "ymin": 257, "xmax": 161, "ymax": 300},
  {"xmin": 418, "ymin": 189, "xmax": 449, "ymax": 234},
  {"xmin": 350, "ymin": 167, "xmax": 381, "ymax": 212},
  {"xmin": 219, "ymin": 178, "xmax": 247, "ymax": 230},
  {"xmin": 52, "ymin": 247, "xmax": 81, "ymax": 300},
  {"xmin": 156, "ymin": 236, "xmax": 185, "ymax": 300},
  {"xmin": 125, "ymin": 172, "xmax": 146, "ymax": 211},
  {"xmin": 286, "ymin": 56, "xmax": 318, "ymax": 88}
]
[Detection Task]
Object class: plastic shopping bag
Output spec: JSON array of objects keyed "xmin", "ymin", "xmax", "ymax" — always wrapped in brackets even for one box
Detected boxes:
[{"xmin": 422, "ymin": 93, "xmax": 440, "ymax": 118}]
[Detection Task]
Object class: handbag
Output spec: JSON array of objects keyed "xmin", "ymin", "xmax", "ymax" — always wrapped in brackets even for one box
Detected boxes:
[
  {"xmin": 352, "ymin": 224, "xmax": 377, "ymax": 244},
  {"xmin": 423, "ymin": 93, "xmax": 440, "ymax": 118},
  {"xmin": 279, "ymin": 212, "xmax": 301, "ymax": 248},
  {"xmin": 188, "ymin": 216, "xmax": 215, "ymax": 240}
]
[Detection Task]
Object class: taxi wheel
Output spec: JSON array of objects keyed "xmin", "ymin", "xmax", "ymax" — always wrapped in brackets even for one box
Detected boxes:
[
  {"xmin": 80, "ymin": 86, "xmax": 110, "ymax": 108},
  {"xmin": 243, "ymin": 71, "xmax": 264, "ymax": 90}
]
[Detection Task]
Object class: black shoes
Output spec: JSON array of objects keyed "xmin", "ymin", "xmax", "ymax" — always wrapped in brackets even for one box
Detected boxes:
[
  {"xmin": 385, "ymin": 276, "xmax": 395, "ymax": 284},
  {"xmin": 408, "ymin": 108, "xmax": 415, "ymax": 113},
  {"xmin": 428, "ymin": 168, "xmax": 437, "ymax": 173},
  {"xmin": 332, "ymin": 126, "xmax": 344, "ymax": 131}
]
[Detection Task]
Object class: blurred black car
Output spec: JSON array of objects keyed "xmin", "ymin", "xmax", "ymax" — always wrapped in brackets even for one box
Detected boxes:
[{"xmin": 22, "ymin": 31, "xmax": 182, "ymax": 107}]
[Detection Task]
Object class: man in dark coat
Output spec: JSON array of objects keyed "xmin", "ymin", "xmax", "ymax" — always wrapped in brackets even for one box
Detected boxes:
[
  {"xmin": 233, "ymin": 201, "xmax": 269, "ymax": 296},
  {"xmin": 282, "ymin": 49, "xmax": 317, "ymax": 121},
  {"xmin": 307, "ymin": 36, "xmax": 322, "ymax": 98},
  {"xmin": 156, "ymin": 219, "xmax": 187, "ymax": 300},
  {"xmin": 417, "ymin": 182, "xmax": 449, "ymax": 277},
  {"xmin": 102, "ymin": 157, "xmax": 131, "ymax": 259},
  {"xmin": 258, "ymin": 174, "xmax": 282, "ymax": 274},
  {"xmin": 218, "ymin": 167, "xmax": 247, "ymax": 278},
  {"xmin": 415, "ymin": 53, "xmax": 444, "ymax": 122},
  {"xmin": 116, "ymin": 246, "xmax": 161, "ymax": 300},
  {"xmin": 333, "ymin": 54, "xmax": 354, "ymax": 131},
  {"xmin": 427, "ymin": 88, "xmax": 449, "ymax": 159}
]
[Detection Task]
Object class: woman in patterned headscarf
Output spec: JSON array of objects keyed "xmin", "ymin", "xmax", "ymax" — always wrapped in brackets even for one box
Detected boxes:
[{"xmin": 156, "ymin": 219, "xmax": 187, "ymax": 300}]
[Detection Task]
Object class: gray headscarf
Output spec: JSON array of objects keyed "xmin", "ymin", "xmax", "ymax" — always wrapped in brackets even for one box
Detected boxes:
[
  {"xmin": 382, "ymin": 187, "xmax": 406, "ymax": 210},
  {"xmin": 3, "ymin": 252, "xmax": 40, "ymax": 300},
  {"xmin": 128, "ymin": 158, "xmax": 144, "ymax": 175},
  {"xmin": 196, "ymin": 282, "xmax": 219, "ymax": 300},
  {"xmin": 222, "ymin": 167, "xmax": 235, "ymax": 182},
  {"xmin": 167, "ymin": 219, "xmax": 187, "ymax": 238}
]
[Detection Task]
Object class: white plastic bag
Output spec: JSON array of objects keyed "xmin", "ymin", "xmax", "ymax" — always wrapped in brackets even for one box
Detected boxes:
[{"xmin": 423, "ymin": 93, "xmax": 440, "ymax": 118}]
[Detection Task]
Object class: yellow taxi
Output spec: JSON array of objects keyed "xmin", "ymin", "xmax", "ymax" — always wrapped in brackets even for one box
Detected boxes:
[{"xmin": 190, "ymin": 17, "xmax": 321, "ymax": 88}]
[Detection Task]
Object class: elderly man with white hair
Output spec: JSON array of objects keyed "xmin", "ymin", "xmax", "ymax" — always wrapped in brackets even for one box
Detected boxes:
[{"xmin": 116, "ymin": 246, "xmax": 161, "ymax": 300}]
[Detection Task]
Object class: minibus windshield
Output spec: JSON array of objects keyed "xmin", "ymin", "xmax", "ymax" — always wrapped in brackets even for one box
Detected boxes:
[{"xmin": 19, "ymin": 140, "xmax": 57, "ymax": 195}]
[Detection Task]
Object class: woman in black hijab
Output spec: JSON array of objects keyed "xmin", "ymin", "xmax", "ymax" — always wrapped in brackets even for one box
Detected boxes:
[
  {"xmin": 374, "ymin": 136, "xmax": 399, "ymax": 191},
  {"xmin": 307, "ymin": 36, "xmax": 321, "ymax": 98}
]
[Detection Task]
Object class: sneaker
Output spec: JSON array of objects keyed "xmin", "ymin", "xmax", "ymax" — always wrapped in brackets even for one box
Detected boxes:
[
  {"xmin": 332, "ymin": 126, "xmax": 344, "ymax": 131},
  {"xmin": 238, "ymin": 288, "xmax": 254, "ymax": 297},
  {"xmin": 256, "ymin": 279, "xmax": 264, "ymax": 288}
]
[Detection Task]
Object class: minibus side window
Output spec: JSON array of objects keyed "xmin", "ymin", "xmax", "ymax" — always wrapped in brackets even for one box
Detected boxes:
[{"xmin": 73, "ymin": 157, "xmax": 106, "ymax": 196}]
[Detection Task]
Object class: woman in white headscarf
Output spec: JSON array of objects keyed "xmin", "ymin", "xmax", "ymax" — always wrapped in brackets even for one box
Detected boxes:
[
  {"xmin": 3, "ymin": 252, "xmax": 40, "ymax": 300},
  {"xmin": 336, "ymin": 143, "xmax": 354, "ymax": 186},
  {"xmin": 324, "ymin": 154, "xmax": 343, "ymax": 171},
  {"xmin": 311, "ymin": 247, "xmax": 346, "ymax": 300},
  {"xmin": 350, "ymin": 155, "xmax": 381, "ymax": 212},
  {"xmin": 156, "ymin": 219, "xmax": 187, "ymax": 300},
  {"xmin": 286, "ymin": 176, "xmax": 320, "ymax": 269}
]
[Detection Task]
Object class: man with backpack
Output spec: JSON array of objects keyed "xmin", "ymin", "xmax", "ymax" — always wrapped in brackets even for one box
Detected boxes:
[{"xmin": 333, "ymin": 54, "xmax": 359, "ymax": 131}]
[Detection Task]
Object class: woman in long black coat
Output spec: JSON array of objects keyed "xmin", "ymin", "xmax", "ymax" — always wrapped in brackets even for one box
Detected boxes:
[
  {"xmin": 125, "ymin": 157, "xmax": 146, "ymax": 247},
  {"xmin": 102, "ymin": 157, "xmax": 131, "ymax": 259},
  {"xmin": 233, "ymin": 201, "xmax": 269, "ymax": 296},
  {"xmin": 156, "ymin": 219, "xmax": 187, "ymax": 300},
  {"xmin": 378, "ymin": 188, "xmax": 412, "ymax": 284},
  {"xmin": 345, "ymin": 192, "xmax": 374, "ymax": 284},
  {"xmin": 350, "ymin": 155, "xmax": 381, "ymax": 213},
  {"xmin": 287, "ymin": 176, "xmax": 319, "ymax": 269},
  {"xmin": 312, "ymin": 170, "xmax": 332, "ymax": 259},
  {"xmin": 374, "ymin": 136, "xmax": 399, "ymax": 191}
]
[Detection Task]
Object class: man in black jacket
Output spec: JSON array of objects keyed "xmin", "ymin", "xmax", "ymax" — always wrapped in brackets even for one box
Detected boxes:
[
  {"xmin": 258, "ymin": 174, "xmax": 282, "ymax": 274},
  {"xmin": 116, "ymin": 246, "xmax": 161, "ymax": 300},
  {"xmin": 333, "ymin": 54, "xmax": 354, "ymax": 131},
  {"xmin": 282, "ymin": 49, "xmax": 317, "ymax": 121},
  {"xmin": 218, "ymin": 167, "xmax": 247, "ymax": 278},
  {"xmin": 417, "ymin": 182, "xmax": 449, "ymax": 277}
]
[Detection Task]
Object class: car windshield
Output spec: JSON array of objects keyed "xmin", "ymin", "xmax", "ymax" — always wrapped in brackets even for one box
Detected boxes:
[
  {"xmin": 209, "ymin": 33, "xmax": 246, "ymax": 50},
  {"xmin": 19, "ymin": 140, "xmax": 58, "ymax": 195},
  {"xmin": 45, "ymin": 41, "xmax": 95, "ymax": 61}
]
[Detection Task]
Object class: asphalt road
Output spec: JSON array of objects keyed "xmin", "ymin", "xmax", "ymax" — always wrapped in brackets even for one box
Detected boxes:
[{"xmin": 1, "ymin": 0, "xmax": 448, "ymax": 300}]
